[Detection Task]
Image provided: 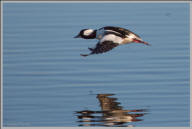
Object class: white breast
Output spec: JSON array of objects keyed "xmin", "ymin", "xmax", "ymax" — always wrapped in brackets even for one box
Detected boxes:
[{"xmin": 100, "ymin": 34, "xmax": 123, "ymax": 44}]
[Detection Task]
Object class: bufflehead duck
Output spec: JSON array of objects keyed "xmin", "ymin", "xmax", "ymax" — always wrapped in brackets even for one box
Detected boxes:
[{"xmin": 74, "ymin": 26, "xmax": 150, "ymax": 57}]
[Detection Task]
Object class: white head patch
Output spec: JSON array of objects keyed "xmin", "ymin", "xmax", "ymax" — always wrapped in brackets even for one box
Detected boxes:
[{"xmin": 83, "ymin": 29, "xmax": 94, "ymax": 36}]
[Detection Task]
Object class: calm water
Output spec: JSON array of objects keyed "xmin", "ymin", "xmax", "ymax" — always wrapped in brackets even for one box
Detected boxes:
[{"xmin": 3, "ymin": 3, "xmax": 190, "ymax": 127}]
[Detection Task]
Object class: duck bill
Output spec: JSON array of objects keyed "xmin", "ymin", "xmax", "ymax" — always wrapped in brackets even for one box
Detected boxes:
[
  {"xmin": 133, "ymin": 39, "xmax": 150, "ymax": 46},
  {"xmin": 74, "ymin": 35, "xmax": 81, "ymax": 38}
]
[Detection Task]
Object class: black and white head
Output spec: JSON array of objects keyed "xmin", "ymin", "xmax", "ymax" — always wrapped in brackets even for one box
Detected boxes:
[{"xmin": 74, "ymin": 29, "xmax": 96, "ymax": 39}]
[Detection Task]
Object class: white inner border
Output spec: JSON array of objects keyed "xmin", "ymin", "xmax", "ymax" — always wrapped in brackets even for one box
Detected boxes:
[{"xmin": 1, "ymin": 1, "xmax": 191, "ymax": 129}]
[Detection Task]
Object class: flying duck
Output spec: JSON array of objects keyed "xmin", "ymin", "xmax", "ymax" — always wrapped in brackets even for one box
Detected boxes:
[{"xmin": 74, "ymin": 26, "xmax": 150, "ymax": 57}]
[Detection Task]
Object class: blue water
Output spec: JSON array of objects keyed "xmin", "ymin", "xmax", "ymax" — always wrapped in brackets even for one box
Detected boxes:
[{"xmin": 3, "ymin": 2, "xmax": 190, "ymax": 127}]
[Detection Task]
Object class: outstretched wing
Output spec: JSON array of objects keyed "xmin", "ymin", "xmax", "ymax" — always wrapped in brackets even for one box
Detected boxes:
[{"xmin": 81, "ymin": 41, "xmax": 119, "ymax": 57}]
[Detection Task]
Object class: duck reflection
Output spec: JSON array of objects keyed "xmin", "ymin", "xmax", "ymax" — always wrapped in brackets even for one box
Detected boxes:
[{"xmin": 75, "ymin": 94, "xmax": 147, "ymax": 127}]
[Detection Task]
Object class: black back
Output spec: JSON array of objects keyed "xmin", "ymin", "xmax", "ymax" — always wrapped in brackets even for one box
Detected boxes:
[{"xmin": 102, "ymin": 26, "xmax": 141, "ymax": 38}]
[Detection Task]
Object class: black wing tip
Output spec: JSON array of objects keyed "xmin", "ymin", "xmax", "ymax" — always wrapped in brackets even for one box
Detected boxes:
[
  {"xmin": 80, "ymin": 54, "xmax": 89, "ymax": 57},
  {"xmin": 88, "ymin": 48, "xmax": 94, "ymax": 51},
  {"xmin": 80, "ymin": 41, "xmax": 119, "ymax": 57}
]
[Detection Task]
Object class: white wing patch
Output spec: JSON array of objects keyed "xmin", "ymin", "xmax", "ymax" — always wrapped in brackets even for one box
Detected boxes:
[
  {"xmin": 96, "ymin": 28, "xmax": 122, "ymax": 40},
  {"xmin": 100, "ymin": 34, "xmax": 123, "ymax": 44},
  {"xmin": 106, "ymin": 29, "xmax": 122, "ymax": 35},
  {"xmin": 83, "ymin": 29, "xmax": 94, "ymax": 36},
  {"xmin": 126, "ymin": 33, "xmax": 142, "ymax": 41}
]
